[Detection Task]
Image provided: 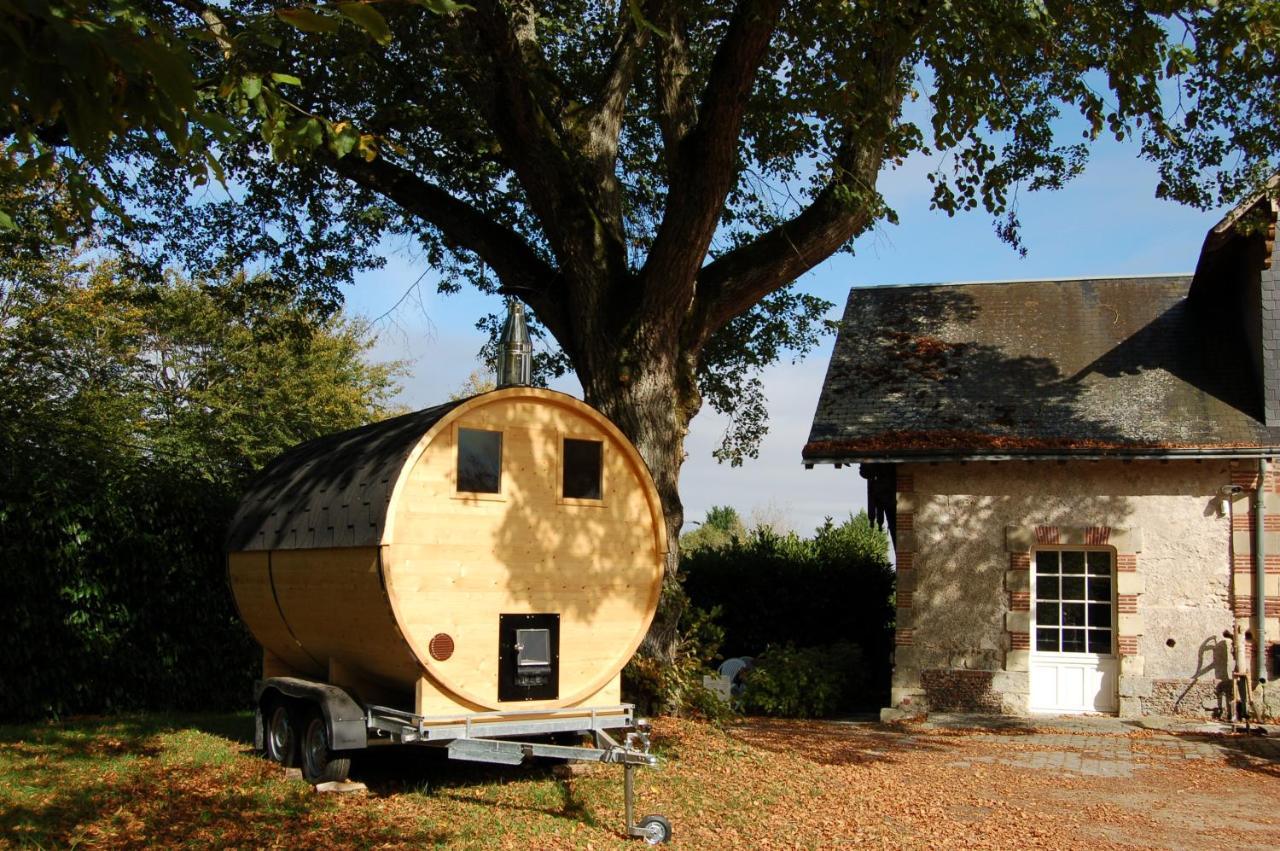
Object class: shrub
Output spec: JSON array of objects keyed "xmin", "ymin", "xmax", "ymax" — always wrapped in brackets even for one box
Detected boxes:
[
  {"xmin": 680, "ymin": 505, "xmax": 746, "ymax": 553},
  {"xmin": 738, "ymin": 642, "xmax": 866, "ymax": 718},
  {"xmin": 0, "ymin": 452, "xmax": 259, "ymax": 719},
  {"xmin": 681, "ymin": 512, "xmax": 895, "ymax": 712},
  {"xmin": 623, "ymin": 587, "xmax": 733, "ymax": 723}
]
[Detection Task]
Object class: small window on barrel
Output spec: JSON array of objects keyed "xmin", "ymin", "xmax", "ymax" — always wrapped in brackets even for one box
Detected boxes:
[
  {"xmin": 516, "ymin": 629, "xmax": 551, "ymax": 667},
  {"xmin": 563, "ymin": 438, "xmax": 603, "ymax": 500},
  {"xmin": 457, "ymin": 428, "xmax": 502, "ymax": 493}
]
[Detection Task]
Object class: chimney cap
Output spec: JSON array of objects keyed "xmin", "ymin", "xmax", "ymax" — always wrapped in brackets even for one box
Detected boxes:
[{"xmin": 496, "ymin": 296, "xmax": 532, "ymax": 387}]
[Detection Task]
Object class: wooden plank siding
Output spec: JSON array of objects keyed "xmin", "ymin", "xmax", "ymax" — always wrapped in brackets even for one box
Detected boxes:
[{"xmin": 228, "ymin": 388, "xmax": 664, "ymax": 716}]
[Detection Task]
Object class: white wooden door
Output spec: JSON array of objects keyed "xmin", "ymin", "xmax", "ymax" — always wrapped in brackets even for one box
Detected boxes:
[{"xmin": 1029, "ymin": 549, "xmax": 1118, "ymax": 713}]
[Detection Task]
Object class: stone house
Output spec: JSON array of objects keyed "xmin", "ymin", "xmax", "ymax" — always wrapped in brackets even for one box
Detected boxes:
[{"xmin": 804, "ymin": 187, "xmax": 1280, "ymax": 718}]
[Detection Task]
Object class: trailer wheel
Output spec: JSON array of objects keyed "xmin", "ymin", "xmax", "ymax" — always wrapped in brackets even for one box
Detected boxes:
[
  {"xmin": 263, "ymin": 702, "xmax": 297, "ymax": 766},
  {"xmin": 636, "ymin": 814, "xmax": 672, "ymax": 845},
  {"xmin": 300, "ymin": 712, "xmax": 351, "ymax": 784}
]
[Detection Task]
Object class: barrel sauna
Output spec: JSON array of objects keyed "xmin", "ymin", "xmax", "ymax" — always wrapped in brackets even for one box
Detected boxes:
[{"xmin": 226, "ymin": 387, "xmax": 667, "ymax": 716}]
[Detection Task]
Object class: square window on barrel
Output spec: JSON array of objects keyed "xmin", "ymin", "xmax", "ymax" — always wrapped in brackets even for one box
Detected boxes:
[
  {"xmin": 458, "ymin": 428, "xmax": 502, "ymax": 493},
  {"xmin": 563, "ymin": 438, "xmax": 603, "ymax": 500}
]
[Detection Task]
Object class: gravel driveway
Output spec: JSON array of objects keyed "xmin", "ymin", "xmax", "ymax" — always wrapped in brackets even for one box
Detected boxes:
[{"xmin": 703, "ymin": 713, "xmax": 1280, "ymax": 849}]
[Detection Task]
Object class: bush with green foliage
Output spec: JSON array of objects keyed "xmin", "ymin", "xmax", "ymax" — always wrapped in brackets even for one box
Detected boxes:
[
  {"xmin": 739, "ymin": 642, "xmax": 866, "ymax": 718},
  {"xmin": 622, "ymin": 585, "xmax": 732, "ymax": 723},
  {"xmin": 680, "ymin": 504, "xmax": 747, "ymax": 554},
  {"xmin": 681, "ymin": 512, "xmax": 894, "ymax": 714},
  {"xmin": 0, "ymin": 253, "xmax": 402, "ymax": 719},
  {"xmin": 1, "ymin": 451, "xmax": 254, "ymax": 718}
]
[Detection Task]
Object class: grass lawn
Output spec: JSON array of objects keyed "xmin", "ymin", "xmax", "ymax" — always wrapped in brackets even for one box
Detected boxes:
[
  {"xmin": 0, "ymin": 712, "xmax": 753, "ymax": 849},
  {"xmin": 2, "ymin": 712, "xmax": 1278, "ymax": 848}
]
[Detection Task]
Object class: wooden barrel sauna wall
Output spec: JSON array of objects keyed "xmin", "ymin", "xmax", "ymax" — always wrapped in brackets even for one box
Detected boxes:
[{"xmin": 226, "ymin": 387, "xmax": 667, "ymax": 715}]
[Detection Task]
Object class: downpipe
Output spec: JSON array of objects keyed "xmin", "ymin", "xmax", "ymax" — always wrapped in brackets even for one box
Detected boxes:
[{"xmin": 1254, "ymin": 458, "xmax": 1268, "ymax": 687}]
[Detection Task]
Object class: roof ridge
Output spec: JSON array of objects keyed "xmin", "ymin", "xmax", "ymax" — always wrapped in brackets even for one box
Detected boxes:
[{"xmin": 849, "ymin": 273, "xmax": 1192, "ymax": 291}]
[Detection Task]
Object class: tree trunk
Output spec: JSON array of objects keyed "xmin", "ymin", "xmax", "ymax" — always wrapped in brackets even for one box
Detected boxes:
[{"xmin": 576, "ymin": 332, "xmax": 702, "ymax": 662}]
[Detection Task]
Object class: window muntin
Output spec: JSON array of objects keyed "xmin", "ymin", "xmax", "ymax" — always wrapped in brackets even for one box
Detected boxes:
[
  {"xmin": 457, "ymin": 428, "xmax": 502, "ymax": 493},
  {"xmin": 562, "ymin": 438, "xmax": 603, "ymax": 500},
  {"xmin": 1034, "ymin": 549, "xmax": 1113, "ymax": 655}
]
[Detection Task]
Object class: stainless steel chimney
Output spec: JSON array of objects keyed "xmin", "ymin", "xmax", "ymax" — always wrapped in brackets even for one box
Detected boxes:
[{"xmin": 496, "ymin": 296, "xmax": 532, "ymax": 387}]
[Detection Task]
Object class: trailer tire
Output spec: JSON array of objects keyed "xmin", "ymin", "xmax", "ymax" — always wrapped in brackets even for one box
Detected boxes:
[
  {"xmin": 263, "ymin": 701, "xmax": 298, "ymax": 766},
  {"xmin": 301, "ymin": 712, "xmax": 351, "ymax": 784},
  {"xmin": 636, "ymin": 814, "xmax": 671, "ymax": 845}
]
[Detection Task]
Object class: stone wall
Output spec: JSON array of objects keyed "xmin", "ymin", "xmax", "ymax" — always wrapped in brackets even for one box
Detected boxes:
[
  {"xmin": 920, "ymin": 669, "xmax": 1002, "ymax": 713},
  {"xmin": 889, "ymin": 460, "xmax": 1250, "ymax": 718},
  {"xmin": 1145, "ymin": 679, "xmax": 1226, "ymax": 717}
]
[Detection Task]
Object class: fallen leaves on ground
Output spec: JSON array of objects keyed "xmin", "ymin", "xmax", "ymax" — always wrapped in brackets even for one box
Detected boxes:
[{"xmin": 1, "ymin": 713, "xmax": 1277, "ymax": 849}]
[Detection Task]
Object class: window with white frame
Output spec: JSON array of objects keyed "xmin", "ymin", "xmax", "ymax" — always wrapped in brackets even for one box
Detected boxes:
[{"xmin": 1033, "ymin": 549, "xmax": 1113, "ymax": 655}]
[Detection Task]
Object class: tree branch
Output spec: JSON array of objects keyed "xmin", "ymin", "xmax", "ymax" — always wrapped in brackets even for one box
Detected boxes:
[
  {"xmin": 693, "ymin": 26, "xmax": 922, "ymax": 340},
  {"xmin": 457, "ymin": 3, "xmax": 569, "ymax": 227},
  {"xmin": 639, "ymin": 0, "xmax": 786, "ymax": 320},
  {"xmin": 460, "ymin": 1, "xmax": 629, "ymax": 285},
  {"xmin": 695, "ymin": 140, "xmax": 884, "ymax": 336},
  {"xmin": 168, "ymin": 0, "xmax": 234, "ymax": 58},
  {"xmin": 651, "ymin": 0, "xmax": 696, "ymax": 174},
  {"xmin": 580, "ymin": 8, "xmax": 650, "ymax": 171},
  {"xmin": 328, "ymin": 152, "xmax": 568, "ymax": 339}
]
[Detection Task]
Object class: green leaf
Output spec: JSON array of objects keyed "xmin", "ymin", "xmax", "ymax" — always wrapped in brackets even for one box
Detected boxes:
[
  {"xmin": 627, "ymin": 0, "xmax": 670, "ymax": 39},
  {"xmin": 328, "ymin": 121, "xmax": 359, "ymax": 158},
  {"xmin": 194, "ymin": 111, "xmax": 238, "ymax": 138},
  {"xmin": 291, "ymin": 117, "xmax": 325, "ymax": 149},
  {"xmin": 412, "ymin": 0, "xmax": 474, "ymax": 14},
  {"xmin": 134, "ymin": 40, "xmax": 196, "ymax": 111},
  {"xmin": 205, "ymin": 150, "xmax": 226, "ymax": 187},
  {"xmin": 240, "ymin": 74, "xmax": 262, "ymax": 100},
  {"xmin": 0, "ymin": 209, "xmax": 15, "ymax": 230},
  {"xmin": 338, "ymin": 3, "xmax": 392, "ymax": 45},
  {"xmin": 270, "ymin": 72, "xmax": 303, "ymax": 87},
  {"xmin": 275, "ymin": 8, "xmax": 341, "ymax": 34}
]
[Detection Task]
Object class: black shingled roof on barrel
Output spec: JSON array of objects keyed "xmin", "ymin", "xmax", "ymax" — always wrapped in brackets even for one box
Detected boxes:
[{"xmin": 226, "ymin": 399, "xmax": 465, "ymax": 551}]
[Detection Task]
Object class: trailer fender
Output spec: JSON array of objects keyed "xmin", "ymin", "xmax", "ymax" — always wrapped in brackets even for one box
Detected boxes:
[{"xmin": 254, "ymin": 677, "xmax": 367, "ymax": 751}]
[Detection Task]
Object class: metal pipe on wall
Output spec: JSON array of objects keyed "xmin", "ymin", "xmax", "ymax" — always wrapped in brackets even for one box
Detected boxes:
[{"xmin": 1255, "ymin": 458, "xmax": 1269, "ymax": 683}]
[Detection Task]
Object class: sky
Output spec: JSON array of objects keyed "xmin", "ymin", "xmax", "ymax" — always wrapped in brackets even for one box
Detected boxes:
[{"xmin": 340, "ymin": 136, "xmax": 1227, "ymax": 537}]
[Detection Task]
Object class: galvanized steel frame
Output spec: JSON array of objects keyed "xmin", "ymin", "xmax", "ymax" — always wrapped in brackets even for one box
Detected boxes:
[
  {"xmin": 363, "ymin": 701, "xmax": 662, "ymax": 840},
  {"xmin": 364, "ymin": 702, "xmax": 638, "ymax": 744}
]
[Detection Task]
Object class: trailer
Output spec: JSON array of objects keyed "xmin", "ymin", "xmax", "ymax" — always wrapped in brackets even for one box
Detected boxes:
[
  {"xmin": 227, "ymin": 300, "xmax": 672, "ymax": 842},
  {"xmin": 254, "ymin": 677, "xmax": 671, "ymax": 843}
]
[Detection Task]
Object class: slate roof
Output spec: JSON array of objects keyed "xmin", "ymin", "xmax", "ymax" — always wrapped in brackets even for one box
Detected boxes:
[
  {"xmin": 226, "ymin": 399, "xmax": 464, "ymax": 551},
  {"xmin": 804, "ymin": 272, "xmax": 1280, "ymax": 462}
]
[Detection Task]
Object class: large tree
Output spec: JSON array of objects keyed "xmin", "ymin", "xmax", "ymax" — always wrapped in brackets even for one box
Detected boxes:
[{"xmin": 7, "ymin": 1, "xmax": 1279, "ymax": 655}]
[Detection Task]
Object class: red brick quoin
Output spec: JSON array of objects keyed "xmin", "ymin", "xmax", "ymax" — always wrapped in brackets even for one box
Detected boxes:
[{"xmin": 1006, "ymin": 525, "xmax": 1143, "ymax": 663}]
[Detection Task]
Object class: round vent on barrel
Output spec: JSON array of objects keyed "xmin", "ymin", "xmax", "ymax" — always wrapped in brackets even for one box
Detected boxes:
[{"xmin": 429, "ymin": 633, "xmax": 455, "ymax": 661}]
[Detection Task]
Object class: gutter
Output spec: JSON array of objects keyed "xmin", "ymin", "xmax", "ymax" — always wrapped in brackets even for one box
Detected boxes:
[
  {"xmin": 803, "ymin": 447, "xmax": 1280, "ymax": 466},
  {"xmin": 1256, "ymin": 458, "xmax": 1269, "ymax": 684}
]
